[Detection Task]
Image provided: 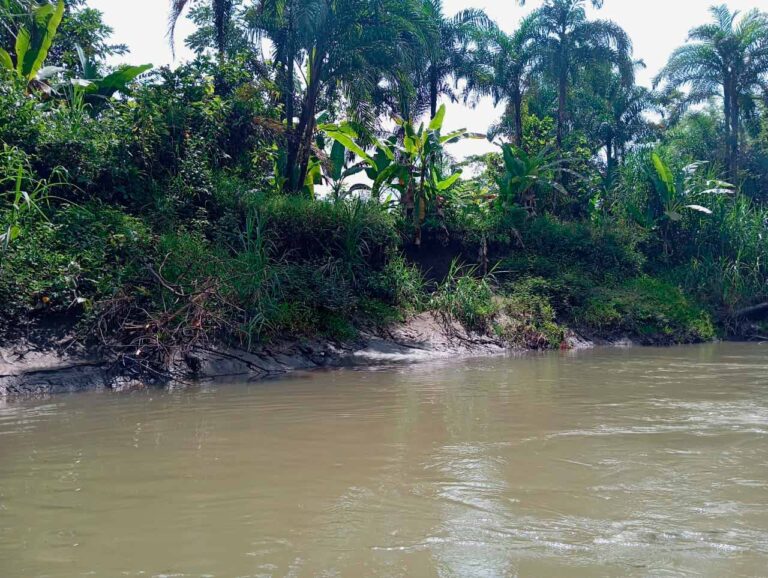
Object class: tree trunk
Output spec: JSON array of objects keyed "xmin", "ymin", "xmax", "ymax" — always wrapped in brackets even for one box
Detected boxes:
[
  {"xmin": 512, "ymin": 86, "xmax": 523, "ymax": 148},
  {"xmin": 429, "ymin": 66, "xmax": 439, "ymax": 120},
  {"xmin": 723, "ymin": 79, "xmax": 733, "ymax": 179},
  {"xmin": 731, "ymin": 91, "xmax": 739, "ymax": 180},
  {"xmin": 605, "ymin": 135, "xmax": 615, "ymax": 182},
  {"xmin": 557, "ymin": 71, "xmax": 567, "ymax": 149},
  {"xmin": 284, "ymin": 55, "xmax": 323, "ymax": 194}
]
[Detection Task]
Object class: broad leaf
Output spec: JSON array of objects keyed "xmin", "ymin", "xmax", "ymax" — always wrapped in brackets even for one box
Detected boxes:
[
  {"xmin": 0, "ymin": 48, "xmax": 12, "ymax": 71},
  {"xmin": 428, "ymin": 104, "xmax": 446, "ymax": 132},
  {"xmin": 94, "ymin": 64, "xmax": 152, "ymax": 98},
  {"xmin": 323, "ymin": 129, "xmax": 374, "ymax": 166},
  {"xmin": 435, "ymin": 172, "xmax": 462, "ymax": 191},
  {"xmin": 440, "ymin": 129, "xmax": 469, "ymax": 144},
  {"xmin": 16, "ymin": 0, "xmax": 65, "ymax": 81},
  {"xmin": 651, "ymin": 152, "xmax": 675, "ymax": 198}
]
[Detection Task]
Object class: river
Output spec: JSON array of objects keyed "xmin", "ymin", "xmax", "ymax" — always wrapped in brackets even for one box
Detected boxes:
[{"xmin": 1, "ymin": 343, "xmax": 767, "ymax": 577}]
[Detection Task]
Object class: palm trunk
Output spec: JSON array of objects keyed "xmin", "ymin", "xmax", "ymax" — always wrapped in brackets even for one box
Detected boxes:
[
  {"xmin": 512, "ymin": 85, "xmax": 523, "ymax": 148},
  {"xmin": 557, "ymin": 71, "xmax": 567, "ymax": 149},
  {"xmin": 730, "ymin": 91, "xmax": 739, "ymax": 180},
  {"xmin": 723, "ymin": 79, "xmax": 734, "ymax": 179},
  {"xmin": 605, "ymin": 135, "xmax": 615, "ymax": 181},
  {"xmin": 429, "ymin": 66, "xmax": 439, "ymax": 120},
  {"xmin": 285, "ymin": 55, "xmax": 323, "ymax": 194}
]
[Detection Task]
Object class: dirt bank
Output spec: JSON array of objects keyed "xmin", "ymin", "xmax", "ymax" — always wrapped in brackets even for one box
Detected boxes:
[{"xmin": 2, "ymin": 313, "xmax": 596, "ymax": 398}]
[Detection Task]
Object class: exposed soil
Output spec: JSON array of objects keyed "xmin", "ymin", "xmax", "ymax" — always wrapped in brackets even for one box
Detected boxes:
[{"xmin": 1, "ymin": 312, "xmax": 588, "ymax": 398}]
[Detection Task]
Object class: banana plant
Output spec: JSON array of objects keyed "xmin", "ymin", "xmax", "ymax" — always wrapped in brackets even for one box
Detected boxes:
[
  {"xmin": 0, "ymin": 0, "xmax": 64, "ymax": 87},
  {"xmin": 64, "ymin": 45, "xmax": 152, "ymax": 111},
  {"xmin": 319, "ymin": 122, "xmax": 404, "ymax": 203},
  {"xmin": 643, "ymin": 151, "xmax": 734, "ymax": 256},
  {"xmin": 321, "ymin": 105, "xmax": 478, "ymax": 246},
  {"xmin": 495, "ymin": 144, "xmax": 576, "ymax": 215},
  {"xmin": 650, "ymin": 152, "xmax": 733, "ymax": 223}
]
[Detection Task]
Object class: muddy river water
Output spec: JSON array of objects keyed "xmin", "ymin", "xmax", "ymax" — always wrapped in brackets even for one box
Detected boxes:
[{"xmin": 1, "ymin": 343, "xmax": 768, "ymax": 577}]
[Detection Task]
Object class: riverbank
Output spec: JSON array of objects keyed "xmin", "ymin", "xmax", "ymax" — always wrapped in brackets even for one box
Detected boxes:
[{"xmin": 1, "ymin": 312, "xmax": 607, "ymax": 397}]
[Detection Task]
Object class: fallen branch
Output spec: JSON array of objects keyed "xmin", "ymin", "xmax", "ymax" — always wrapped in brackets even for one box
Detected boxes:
[{"xmin": 735, "ymin": 302, "xmax": 768, "ymax": 319}]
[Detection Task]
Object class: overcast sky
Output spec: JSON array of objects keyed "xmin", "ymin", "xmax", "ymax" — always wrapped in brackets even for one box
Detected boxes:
[{"xmin": 89, "ymin": 0, "xmax": 762, "ymax": 158}]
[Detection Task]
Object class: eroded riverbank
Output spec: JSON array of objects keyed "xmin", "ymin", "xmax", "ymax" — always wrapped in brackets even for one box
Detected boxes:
[{"xmin": 1, "ymin": 312, "xmax": 556, "ymax": 397}]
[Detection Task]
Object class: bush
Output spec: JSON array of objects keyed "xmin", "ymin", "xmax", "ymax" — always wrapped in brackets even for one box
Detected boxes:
[
  {"xmin": 0, "ymin": 203, "xmax": 152, "ymax": 327},
  {"xmin": 430, "ymin": 262, "xmax": 499, "ymax": 332},
  {"xmin": 495, "ymin": 278, "xmax": 566, "ymax": 349},
  {"xmin": 574, "ymin": 277, "xmax": 716, "ymax": 344}
]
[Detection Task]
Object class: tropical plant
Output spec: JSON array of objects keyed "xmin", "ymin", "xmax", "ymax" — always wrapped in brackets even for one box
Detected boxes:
[
  {"xmin": 623, "ymin": 151, "xmax": 735, "ymax": 255},
  {"xmin": 465, "ymin": 17, "xmax": 536, "ymax": 146},
  {"xmin": 169, "ymin": 0, "xmax": 234, "ymax": 59},
  {"xmin": 251, "ymin": 0, "xmax": 432, "ymax": 194},
  {"xmin": 0, "ymin": 0, "xmax": 65, "ymax": 87},
  {"xmin": 495, "ymin": 143, "xmax": 573, "ymax": 215},
  {"xmin": 323, "ymin": 104, "xmax": 473, "ymax": 245},
  {"xmin": 518, "ymin": 0, "xmax": 634, "ymax": 148},
  {"xmin": 649, "ymin": 152, "xmax": 733, "ymax": 223},
  {"xmin": 64, "ymin": 45, "xmax": 151, "ymax": 110},
  {"xmin": 598, "ymin": 75, "xmax": 657, "ymax": 180},
  {"xmin": 654, "ymin": 5, "xmax": 768, "ymax": 179},
  {"xmin": 419, "ymin": 0, "xmax": 490, "ymax": 119},
  {"xmin": 0, "ymin": 145, "xmax": 65, "ymax": 252}
]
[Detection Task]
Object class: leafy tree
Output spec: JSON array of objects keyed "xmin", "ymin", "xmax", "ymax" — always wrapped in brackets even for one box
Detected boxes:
[
  {"xmin": 0, "ymin": 0, "xmax": 65, "ymax": 85},
  {"xmin": 419, "ymin": 0, "xmax": 490, "ymax": 120},
  {"xmin": 654, "ymin": 4, "xmax": 768, "ymax": 179},
  {"xmin": 252, "ymin": 0, "xmax": 431, "ymax": 194},
  {"xmin": 465, "ymin": 16, "xmax": 536, "ymax": 146},
  {"xmin": 169, "ymin": 0, "xmax": 234, "ymax": 59},
  {"xmin": 519, "ymin": 0, "xmax": 634, "ymax": 148},
  {"xmin": 1, "ymin": 0, "xmax": 126, "ymax": 74},
  {"xmin": 48, "ymin": 0, "xmax": 127, "ymax": 72},
  {"xmin": 598, "ymin": 72, "xmax": 657, "ymax": 179}
]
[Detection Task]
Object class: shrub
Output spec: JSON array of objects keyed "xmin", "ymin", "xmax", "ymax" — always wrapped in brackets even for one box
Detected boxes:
[
  {"xmin": 0, "ymin": 203, "xmax": 152, "ymax": 327},
  {"xmin": 430, "ymin": 262, "xmax": 499, "ymax": 332},
  {"xmin": 495, "ymin": 279, "xmax": 565, "ymax": 349},
  {"xmin": 574, "ymin": 277, "xmax": 716, "ymax": 344}
]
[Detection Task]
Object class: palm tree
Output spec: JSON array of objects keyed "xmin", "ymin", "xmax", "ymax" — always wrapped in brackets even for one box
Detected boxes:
[
  {"xmin": 251, "ymin": 0, "xmax": 432, "ymax": 193},
  {"xmin": 593, "ymin": 66, "xmax": 657, "ymax": 179},
  {"xmin": 419, "ymin": 0, "xmax": 490, "ymax": 120},
  {"xmin": 464, "ymin": 16, "xmax": 536, "ymax": 147},
  {"xmin": 519, "ymin": 0, "xmax": 634, "ymax": 149},
  {"xmin": 169, "ymin": 0, "xmax": 234, "ymax": 59},
  {"xmin": 654, "ymin": 4, "xmax": 768, "ymax": 179}
]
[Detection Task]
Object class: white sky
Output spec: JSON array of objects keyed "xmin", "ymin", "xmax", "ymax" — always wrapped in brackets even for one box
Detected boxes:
[{"xmin": 90, "ymin": 0, "xmax": 762, "ymax": 158}]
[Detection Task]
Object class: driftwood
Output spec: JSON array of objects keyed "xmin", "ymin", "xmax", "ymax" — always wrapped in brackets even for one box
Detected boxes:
[{"xmin": 735, "ymin": 302, "xmax": 768, "ymax": 319}]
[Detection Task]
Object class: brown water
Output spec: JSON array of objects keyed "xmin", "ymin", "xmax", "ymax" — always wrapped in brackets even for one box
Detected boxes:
[{"xmin": 1, "ymin": 344, "xmax": 768, "ymax": 577}]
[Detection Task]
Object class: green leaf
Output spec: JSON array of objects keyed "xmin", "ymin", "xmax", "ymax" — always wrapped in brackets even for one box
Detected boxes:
[
  {"xmin": 435, "ymin": 172, "xmax": 462, "ymax": 191},
  {"xmin": 429, "ymin": 104, "xmax": 446, "ymax": 132},
  {"xmin": 330, "ymin": 140, "xmax": 345, "ymax": 181},
  {"xmin": 440, "ymin": 129, "xmax": 469, "ymax": 144},
  {"xmin": 651, "ymin": 152, "xmax": 675, "ymax": 198},
  {"xmin": 0, "ymin": 48, "xmax": 12, "ymax": 71},
  {"xmin": 92, "ymin": 64, "xmax": 152, "ymax": 98},
  {"xmin": 17, "ymin": 0, "xmax": 65, "ymax": 81},
  {"xmin": 323, "ymin": 130, "xmax": 374, "ymax": 166}
]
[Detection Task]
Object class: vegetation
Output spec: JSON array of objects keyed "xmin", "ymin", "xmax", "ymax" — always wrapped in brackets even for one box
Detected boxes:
[{"xmin": 3, "ymin": 0, "xmax": 768, "ymax": 378}]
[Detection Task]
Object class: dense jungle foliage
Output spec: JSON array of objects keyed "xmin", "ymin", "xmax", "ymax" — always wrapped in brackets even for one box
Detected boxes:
[{"xmin": 2, "ymin": 0, "xmax": 768, "ymax": 374}]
